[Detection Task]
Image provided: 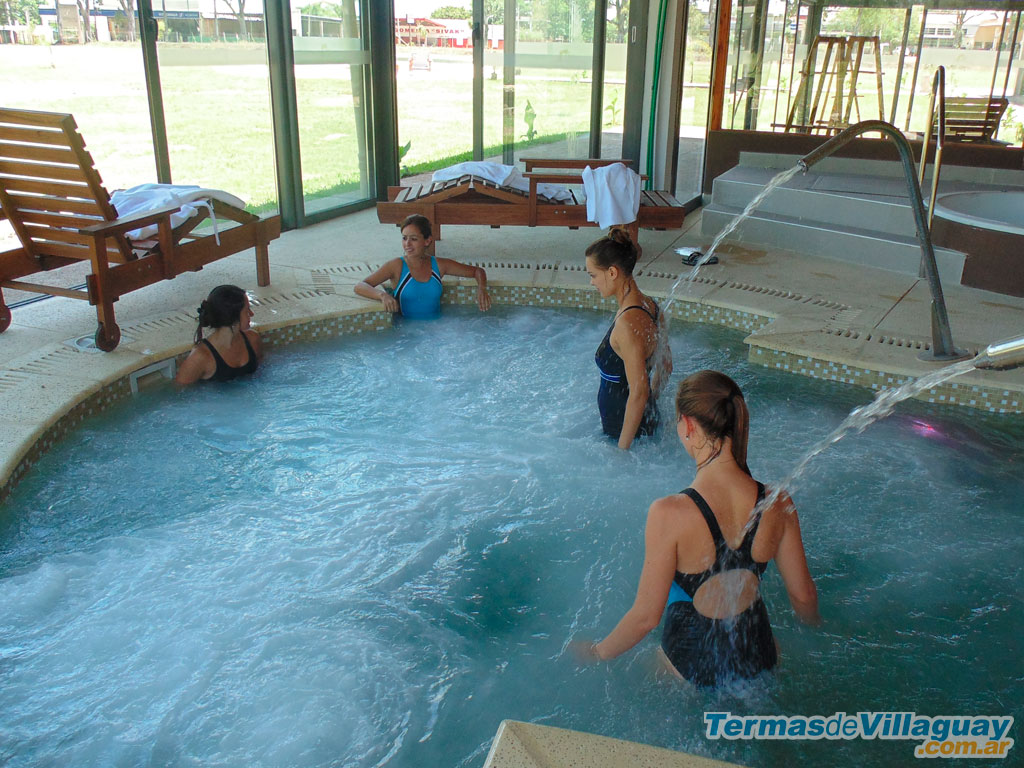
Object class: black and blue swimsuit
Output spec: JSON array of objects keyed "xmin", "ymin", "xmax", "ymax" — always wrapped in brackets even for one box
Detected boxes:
[
  {"xmin": 201, "ymin": 333, "xmax": 259, "ymax": 382},
  {"xmin": 661, "ymin": 483, "xmax": 778, "ymax": 687},
  {"xmin": 595, "ymin": 303, "xmax": 660, "ymax": 440}
]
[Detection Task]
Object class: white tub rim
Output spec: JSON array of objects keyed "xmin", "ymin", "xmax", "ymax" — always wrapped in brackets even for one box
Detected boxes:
[{"xmin": 933, "ymin": 190, "xmax": 1024, "ymax": 237}]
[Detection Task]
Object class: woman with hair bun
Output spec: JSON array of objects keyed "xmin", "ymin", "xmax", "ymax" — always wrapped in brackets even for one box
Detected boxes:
[
  {"xmin": 575, "ymin": 370, "xmax": 820, "ymax": 686},
  {"xmin": 354, "ymin": 214, "xmax": 490, "ymax": 318},
  {"xmin": 585, "ymin": 227, "xmax": 671, "ymax": 449},
  {"xmin": 175, "ymin": 284, "xmax": 262, "ymax": 386}
]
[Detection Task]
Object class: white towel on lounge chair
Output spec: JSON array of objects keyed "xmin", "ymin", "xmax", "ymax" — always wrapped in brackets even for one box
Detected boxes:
[
  {"xmin": 111, "ymin": 183, "xmax": 246, "ymax": 243},
  {"xmin": 431, "ymin": 161, "xmax": 573, "ymax": 202},
  {"xmin": 582, "ymin": 163, "xmax": 641, "ymax": 228}
]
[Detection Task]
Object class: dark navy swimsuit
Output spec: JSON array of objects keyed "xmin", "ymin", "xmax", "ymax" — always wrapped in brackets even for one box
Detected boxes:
[
  {"xmin": 661, "ymin": 482, "xmax": 778, "ymax": 687},
  {"xmin": 595, "ymin": 303, "xmax": 660, "ymax": 440},
  {"xmin": 202, "ymin": 333, "xmax": 259, "ymax": 382}
]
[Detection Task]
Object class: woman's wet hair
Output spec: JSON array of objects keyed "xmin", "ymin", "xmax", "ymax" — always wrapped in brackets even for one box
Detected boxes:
[
  {"xmin": 195, "ymin": 284, "xmax": 247, "ymax": 343},
  {"xmin": 584, "ymin": 226, "xmax": 637, "ymax": 276},
  {"xmin": 675, "ymin": 370, "xmax": 751, "ymax": 474},
  {"xmin": 401, "ymin": 214, "xmax": 432, "ymax": 239}
]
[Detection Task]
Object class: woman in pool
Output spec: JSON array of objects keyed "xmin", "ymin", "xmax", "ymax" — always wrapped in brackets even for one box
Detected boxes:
[
  {"xmin": 354, "ymin": 214, "xmax": 490, "ymax": 318},
  {"xmin": 175, "ymin": 285, "xmax": 262, "ymax": 386},
  {"xmin": 586, "ymin": 227, "xmax": 671, "ymax": 449},
  {"xmin": 576, "ymin": 370, "xmax": 820, "ymax": 686}
]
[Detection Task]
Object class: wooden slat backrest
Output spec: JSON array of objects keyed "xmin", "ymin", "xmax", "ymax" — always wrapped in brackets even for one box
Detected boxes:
[
  {"xmin": 0, "ymin": 108, "xmax": 131, "ymax": 261},
  {"xmin": 932, "ymin": 97, "xmax": 1008, "ymax": 142}
]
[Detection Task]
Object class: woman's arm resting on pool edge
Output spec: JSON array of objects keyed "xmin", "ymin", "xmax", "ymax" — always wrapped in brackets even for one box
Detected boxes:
[
  {"xmin": 354, "ymin": 260, "xmax": 400, "ymax": 312},
  {"xmin": 439, "ymin": 259, "xmax": 490, "ymax": 311},
  {"xmin": 773, "ymin": 497, "xmax": 820, "ymax": 625},
  {"xmin": 584, "ymin": 500, "xmax": 676, "ymax": 661}
]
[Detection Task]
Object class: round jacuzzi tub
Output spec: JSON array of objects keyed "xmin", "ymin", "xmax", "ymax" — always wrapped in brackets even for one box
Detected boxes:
[
  {"xmin": 931, "ymin": 190, "xmax": 1024, "ymax": 297},
  {"xmin": 933, "ymin": 190, "xmax": 1024, "ymax": 236}
]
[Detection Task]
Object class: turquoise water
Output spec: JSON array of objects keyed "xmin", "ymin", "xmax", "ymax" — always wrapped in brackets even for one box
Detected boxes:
[{"xmin": 1, "ymin": 307, "xmax": 1021, "ymax": 767}]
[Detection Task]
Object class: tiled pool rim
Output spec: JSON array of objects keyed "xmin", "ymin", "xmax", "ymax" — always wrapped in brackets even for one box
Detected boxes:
[{"xmin": 1, "ymin": 280, "xmax": 1021, "ymax": 504}]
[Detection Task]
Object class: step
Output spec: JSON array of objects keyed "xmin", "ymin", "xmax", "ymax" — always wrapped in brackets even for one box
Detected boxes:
[
  {"xmin": 701, "ymin": 202, "xmax": 966, "ymax": 285},
  {"xmin": 710, "ymin": 167, "xmax": 917, "ymax": 239},
  {"xmin": 738, "ymin": 151, "xmax": 1024, "ymax": 188}
]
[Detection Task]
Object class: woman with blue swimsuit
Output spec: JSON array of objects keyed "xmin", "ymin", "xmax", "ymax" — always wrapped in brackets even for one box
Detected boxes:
[
  {"xmin": 355, "ymin": 214, "xmax": 490, "ymax": 318},
  {"xmin": 574, "ymin": 371, "xmax": 820, "ymax": 686},
  {"xmin": 585, "ymin": 227, "xmax": 672, "ymax": 449}
]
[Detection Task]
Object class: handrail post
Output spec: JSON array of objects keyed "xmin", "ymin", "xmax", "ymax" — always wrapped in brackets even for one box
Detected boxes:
[{"xmin": 798, "ymin": 119, "xmax": 969, "ymax": 362}]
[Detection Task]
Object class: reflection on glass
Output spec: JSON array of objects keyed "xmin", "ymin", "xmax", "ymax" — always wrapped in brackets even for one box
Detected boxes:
[
  {"xmin": 396, "ymin": 10, "xmax": 475, "ymax": 179},
  {"xmin": 157, "ymin": 0, "xmax": 277, "ymax": 213},
  {"xmin": 292, "ymin": 0, "xmax": 373, "ymax": 215}
]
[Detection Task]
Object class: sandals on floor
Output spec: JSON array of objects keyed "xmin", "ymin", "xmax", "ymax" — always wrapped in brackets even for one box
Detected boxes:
[{"xmin": 678, "ymin": 248, "xmax": 719, "ymax": 267}]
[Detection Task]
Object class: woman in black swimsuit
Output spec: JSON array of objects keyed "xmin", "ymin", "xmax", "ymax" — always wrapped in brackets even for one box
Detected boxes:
[
  {"xmin": 575, "ymin": 371, "xmax": 820, "ymax": 686},
  {"xmin": 585, "ymin": 228, "xmax": 672, "ymax": 449},
  {"xmin": 175, "ymin": 285, "xmax": 262, "ymax": 386}
]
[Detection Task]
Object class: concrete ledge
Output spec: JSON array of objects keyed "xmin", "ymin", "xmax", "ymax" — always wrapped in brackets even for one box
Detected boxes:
[{"xmin": 483, "ymin": 720, "xmax": 743, "ymax": 768}]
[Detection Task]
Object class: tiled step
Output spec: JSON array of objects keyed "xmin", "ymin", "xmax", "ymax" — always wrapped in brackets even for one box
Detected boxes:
[{"xmin": 701, "ymin": 202, "xmax": 966, "ymax": 285}]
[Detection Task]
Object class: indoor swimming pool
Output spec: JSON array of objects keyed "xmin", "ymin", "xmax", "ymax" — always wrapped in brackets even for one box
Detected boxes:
[{"xmin": 1, "ymin": 307, "xmax": 1020, "ymax": 767}]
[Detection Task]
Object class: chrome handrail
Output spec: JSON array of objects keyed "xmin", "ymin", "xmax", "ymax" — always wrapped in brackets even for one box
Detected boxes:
[
  {"xmin": 918, "ymin": 66, "xmax": 946, "ymax": 229},
  {"xmin": 798, "ymin": 119, "xmax": 968, "ymax": 362}
]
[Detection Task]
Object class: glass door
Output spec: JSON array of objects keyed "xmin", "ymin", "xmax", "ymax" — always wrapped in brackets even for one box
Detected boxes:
[{"xmin": 674, "ymin": 0, "xmax": 718, "ymax": 201}]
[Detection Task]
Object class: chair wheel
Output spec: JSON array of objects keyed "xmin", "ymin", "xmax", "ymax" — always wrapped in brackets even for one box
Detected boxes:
[
  {"xmin": 95, "ymin": 322, "xmax": 121, "ymax": 351},
  {"xmin": 0, "ymin": 305, "xmax": 10, "ymax": 333}
]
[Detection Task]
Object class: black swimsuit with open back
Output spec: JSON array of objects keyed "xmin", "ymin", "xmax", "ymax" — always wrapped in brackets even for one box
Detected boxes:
[
  {"xmin": 201, "ymin": 333, "xmax": 259, "ymax": 382},
  {"xmin": 660, "ymin": 482, "xmax": 778, "ymax": 687},
  {"xmin": 594, "ymin": 303, "xmax": 660, "ymax": 440}
]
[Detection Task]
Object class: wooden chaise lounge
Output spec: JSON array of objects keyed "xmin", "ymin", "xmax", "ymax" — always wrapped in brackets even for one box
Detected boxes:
[
  {"xmin": 0, "ymin": 108, "xmax": 280, "ymax": 350},
  {"xmin": 931, "ymin": 96, "xmax": 1009, "ymax": 143},
  {"xmin": 376, "ymin": 158, "xmax": 685, "ymax": 249}
]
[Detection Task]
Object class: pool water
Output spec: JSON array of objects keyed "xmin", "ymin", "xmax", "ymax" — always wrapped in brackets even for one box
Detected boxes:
[{"xmin": 1, "ymin": 308, "xmax": 1021, "ymax": 767}]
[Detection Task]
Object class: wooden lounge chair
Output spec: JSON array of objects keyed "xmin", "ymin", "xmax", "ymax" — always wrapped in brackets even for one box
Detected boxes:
[
  {"xmin": 0, "ymin": 107, "xmax": 280, "ymax": 350},
  {"xmin": 376, "ymin": 158, "xmax": 685, "ymax": 251},
  {"xmin": 932, "ymin": 97, "xmax": 1008, "ymax": 143}
]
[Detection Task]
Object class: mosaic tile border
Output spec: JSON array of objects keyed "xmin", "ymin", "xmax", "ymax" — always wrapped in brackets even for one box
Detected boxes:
[{"xmin": 750, "ymin": 346, "xmax": 1024, "ymax": 414}]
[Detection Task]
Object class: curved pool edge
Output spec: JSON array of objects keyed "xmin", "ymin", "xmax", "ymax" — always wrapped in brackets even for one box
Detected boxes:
[
  {"xmin": 2, "ymin": 271, "xmax": 1023, "ymax": 504},
  {"xmin": 933, "ymin": 191, "xmax": 1024, "ymax": 237}
]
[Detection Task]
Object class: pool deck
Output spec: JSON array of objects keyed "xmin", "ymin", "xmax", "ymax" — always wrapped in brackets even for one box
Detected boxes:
[{"xmin": 2, "ymin": 205, "xmax": 1022, "ymax": 768}]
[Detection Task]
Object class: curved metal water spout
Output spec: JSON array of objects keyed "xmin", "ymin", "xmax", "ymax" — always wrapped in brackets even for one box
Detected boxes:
[{"xmin": 798, "ymin": 120, "xmax": 969, "ymax": 362}]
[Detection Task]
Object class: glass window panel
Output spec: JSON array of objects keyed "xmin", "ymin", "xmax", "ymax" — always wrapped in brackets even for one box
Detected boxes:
[
  {"xmin": 395, "ymin": 6, "xmax": 475, "ymax": 179},
  {"xmin": 600, "ymin": 0, "xmax": 628, "ymax": 159},
  {"xmin": 292, "ymin": 0, "xmax": 373, "ymax": 215},
  {"xmin": 675, "ymin": 0, "xmax": 717, "ymax": 200},
  {"xmin": 157, "ymin": 0, "xmax": 277, "ymax": 214}
]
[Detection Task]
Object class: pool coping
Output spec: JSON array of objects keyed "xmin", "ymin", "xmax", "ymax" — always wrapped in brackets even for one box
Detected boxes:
[{"xmin": 3, "ymin": 263, "xmax": 1022, "ymax": 504}]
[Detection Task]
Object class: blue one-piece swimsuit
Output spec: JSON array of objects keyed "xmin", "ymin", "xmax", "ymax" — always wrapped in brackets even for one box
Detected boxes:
[
  {"xmin": 594, "ymin": 303, "xmax": 660, "ymax": 440},
  {"xmin": 395, "ymin": 257, "xmax": 443, "ymax": 319}
]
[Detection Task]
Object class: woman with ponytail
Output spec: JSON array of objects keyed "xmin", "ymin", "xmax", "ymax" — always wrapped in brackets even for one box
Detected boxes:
[
  {"xmin": 574, "ymin": 370, "xmax": 819, "ymax": 686},
  {"xmin": 585, "ymin": 227, "xmax": 671, "ymax": 449},
  {"xmin": 175, "ymin": 285, "xmax": 262, "ymax": 386}
]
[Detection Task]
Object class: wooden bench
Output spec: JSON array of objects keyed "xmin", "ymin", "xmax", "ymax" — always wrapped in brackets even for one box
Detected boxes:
[{"xmin": 376, "ymin": 158, "xmax": 685, "ymax": 251}]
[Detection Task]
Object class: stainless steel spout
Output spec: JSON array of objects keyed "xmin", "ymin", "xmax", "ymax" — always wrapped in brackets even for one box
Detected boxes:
[
  {"xmin": 975, "ymin": 336, "xmax": 1024, "ymax": 370},
  {"xmin": 798, "ymin": 120, "xmax": 968, "ymax": 362}
]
